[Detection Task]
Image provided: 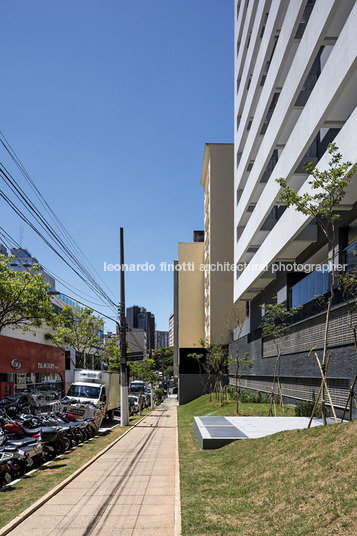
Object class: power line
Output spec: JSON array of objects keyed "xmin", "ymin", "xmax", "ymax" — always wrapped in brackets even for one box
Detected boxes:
[
  {"xmin": 0, "ymin": 225, "xmax": 118, "ymax": 314},
  {"xmin": 0, "ymin": 161, "xmax": 117, "ymax": 308},
  {"xmin": 0, "ymin": 132, "xmax": 117, "ymax": 305}
]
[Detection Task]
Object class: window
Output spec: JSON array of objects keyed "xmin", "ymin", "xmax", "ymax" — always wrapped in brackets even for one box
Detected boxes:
[
  {"xmin": 260, "ymin": 92, "xmax": 280, "ymax": 135},
  {"xmin": 345, "ymin": 240, "xmax": 357, "ymax": 271},
  {"xmin": 295, "ymin": 0, "xmax": 316, "ymax": 39},
  {"xmin": 290, "ymin": 267, "xmax": 329, "ymax": 308}
]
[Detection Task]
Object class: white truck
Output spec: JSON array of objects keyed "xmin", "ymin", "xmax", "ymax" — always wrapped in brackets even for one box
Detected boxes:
[{"xmin": 63, "ymin": 369, "xmax": 120, "ymax": 428}]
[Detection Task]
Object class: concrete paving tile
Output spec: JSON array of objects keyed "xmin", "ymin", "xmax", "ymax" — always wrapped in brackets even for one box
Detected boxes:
[
  {"xmin": 11, "ymin": 515, "xmax": 63, "ymax": 530},
  {"xmin": 149, "ymin": 476, "xmax": 174, "ymax": 484},
  {"xmin": 95, "ymin": 515, "xmax": 138, "ymax": 529},
  {"xmin": 7, "ymin": 528, "xmax": 54, "ymax": 536},
  {"xmin": 65, "ymin": 479, "xmax": 101, "ymax": 489},
  {"xmin": 90, "ymin": 529, "xmax": 133, "ymax": 536},
  {"xmin": 131, "ymin": 527, "xmax": 173, "ymax": 536},
  {"xmin": 141, "ymin": 495, "xmax": 175, "ymax": 506},
  {"xmin": 56, "ymin": 514, "xmax": 99, "ymax": 529},
  {"xmin": 107, "ymin": 495, "xmax": 144, "ymax": 506},
  {"xmin": 105, "ymin": 503, "xmax": 141, "ymax": 516},
  {"xmin": 134, "ymin": 514, "xmax": 174, "ymax": 528},
  {"xmin": 139, "ymin": 502, "xmax": 175, "ymax": 516},
  {"xmin": 46, "ymin": 489, "xmax": 87, "ymax": 504},
  {"xmin": 32, "ymin": 503, "xmax": 75, "ymax": 516},
  {"xmin": 144, "ymin": 486, "xmax": 175, "ymax": 496}
]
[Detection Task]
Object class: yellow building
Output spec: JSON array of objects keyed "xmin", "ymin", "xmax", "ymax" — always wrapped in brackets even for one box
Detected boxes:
[
  {"xmin": 178, "ymin": 239, "xmax": 204, "ymax": 350},
  {"xmin": 201, "ymin": 143, "xmax": 236, "ymax": 345}
]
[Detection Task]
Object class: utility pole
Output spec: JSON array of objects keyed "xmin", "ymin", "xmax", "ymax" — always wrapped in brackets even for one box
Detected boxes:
[{"xmin": 120, "ymin": 227, "xmax": 129, "ymax": 426}]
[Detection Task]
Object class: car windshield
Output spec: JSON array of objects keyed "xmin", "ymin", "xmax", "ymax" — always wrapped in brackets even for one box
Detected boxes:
[{"xmin": 67, "ymin": 385, "xmax": 100, "ymax": 399}]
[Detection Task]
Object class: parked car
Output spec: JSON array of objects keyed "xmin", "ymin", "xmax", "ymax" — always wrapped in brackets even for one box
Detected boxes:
[
  {"xmin": 128, "ymin": 397, "xmax": 136, "ymax": 416},
  {"xmin": 128, "ymin": 395, "xmax": 139, "ymax": 414}
]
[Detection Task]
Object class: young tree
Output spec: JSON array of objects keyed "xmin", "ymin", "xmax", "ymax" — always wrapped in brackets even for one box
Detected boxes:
[
  {"xmin": 189, "ymin": 339, "xmax": 229, "ymax": 403},
  {"xmin": 277, "ymin": 143, "xmax": 356, "ymax": 421},
  {"xmin": 46, "ymin": 304, "xmax": 104, "ymax": 369},
  {"xmin": 0, "ymin": 254, "xmax": 53, "ymax": 333},
  {"xmin": 226, "ymin": 305, "xmax": 254, "ymax": 414},
  {"xmin": 337, "ymin": 267, "xmax": 357, "ymax": 421},
  {"xmin": 128, "ymin": 358, "xmax": 159, "ymax": 409},
  {"xmin": 152, "ymin": 347, "xmax": 173, "ymax": 390},
  {"xmin": 261, "ymin": 301, "xmax": 301, "ymax": 416}
]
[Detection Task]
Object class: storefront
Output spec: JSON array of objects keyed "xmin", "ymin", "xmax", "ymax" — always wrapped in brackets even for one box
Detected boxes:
[{"xmin": 0, "ymin": 334, "xmax": 65, "ymax": 398}]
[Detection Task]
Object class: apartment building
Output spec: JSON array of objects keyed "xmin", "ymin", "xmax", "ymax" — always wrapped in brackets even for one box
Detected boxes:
[
  {"xmin": 155, "ymin": 330, "xmax": 169, "ymax": 349},
  {"xmin": 233, "ymin": 0, "xmax": 357, "ymax": 411},
  {"xmin": 201, "ymin": 143, "xmax": 236, "ymax": 345}
]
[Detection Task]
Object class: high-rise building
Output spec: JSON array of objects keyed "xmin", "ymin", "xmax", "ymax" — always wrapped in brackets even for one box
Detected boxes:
[
  {"xmin": 233, "ymin": 0, "xmax": 357, "ymax": 410},
  {"xmin": 155, "ymin": 330, "xmax": 169, "ymax": 349},
  {"xmin": 126, "ymin": 306, "xmax": 155, "ymax": 352},
  {"xmin": 201, "ymin": 143, "xmax": 242, "ymax": 344},
  {"xmin": 2, "ymin": 246, "xmax": 56, "ymax": 289}
]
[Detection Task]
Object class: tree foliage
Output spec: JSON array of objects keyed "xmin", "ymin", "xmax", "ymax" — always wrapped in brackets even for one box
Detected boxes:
[
  {"xmin": 151, "ymin": 347, "xmax": 174, "ymax": 377},
  {"xmin": 276, "ymin": 143, "xmax": 355, "ymax": 231},
  {"xmin": 226, "ymin": 304, "xmax": 253, "ymax": 414},
  {"xmin": 104, "ymin": 341, "xmax": 121, "ymax": 373},
  {"xmin": 46, "ymin": 304, "xmax": 104, "ymax": 368},
  {"xmin": 128, "ymin": 358, "xmax": 159, "ymax": 385},
  {"xmin": 261, "ymin": 301, "xmax": 301, "ymax": 415},
  {"xmin": 276, "ymin": 143, "xmax": 356, "ymax": 422},
  {"xmin": 0, "ymin": 254, "xmax": 53, "ymax": 333}
]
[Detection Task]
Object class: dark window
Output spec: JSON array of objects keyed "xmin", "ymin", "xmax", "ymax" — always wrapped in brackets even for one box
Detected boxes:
[
  {"xmin": 295, "ymin": 0, "xmax": 316, "ymax": 39},
  {"xmin": 260, "ymin": 92, "xmax": 280, "ymax": 135},
  {"xmin": 65, "ymin": 351, "xmax": 71, "ymax": 370}
]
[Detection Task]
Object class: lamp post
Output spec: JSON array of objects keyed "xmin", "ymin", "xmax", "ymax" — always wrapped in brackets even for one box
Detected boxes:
[{"xmin": 47, "ymin": 290, "xmax": 129, "ymax": 426}]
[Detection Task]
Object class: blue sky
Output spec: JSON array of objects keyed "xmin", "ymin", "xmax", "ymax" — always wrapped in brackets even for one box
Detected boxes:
[{"xmin": 0, "ymin": 0, "xmax": 233, "ymax": 332}]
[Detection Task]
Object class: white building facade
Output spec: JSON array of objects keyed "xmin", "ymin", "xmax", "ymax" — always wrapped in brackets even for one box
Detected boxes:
[{"xmin": 233, "ymin": 0, "xmax": 357, "ymax": 411}]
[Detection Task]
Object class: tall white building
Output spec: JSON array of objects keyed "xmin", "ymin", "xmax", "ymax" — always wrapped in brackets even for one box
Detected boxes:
[{"xmin": 233, "ymin": 0, "xmax": 357, "ymax": 410}]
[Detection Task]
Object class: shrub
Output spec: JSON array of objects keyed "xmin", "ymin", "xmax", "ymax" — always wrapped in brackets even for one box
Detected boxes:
[
  {"xmin": 154, "ymin": 388, "xmax": 164, "ymax": 402},
  {"xmin": 294, "ymin": 399, "xmax": 329, "ymax": 418},
  {"xmin": 238, "ymin": 389, "xmax": 270, "ymax": 404}
]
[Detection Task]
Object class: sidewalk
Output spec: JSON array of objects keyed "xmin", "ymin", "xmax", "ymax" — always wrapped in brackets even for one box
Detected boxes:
[{"xmin": 6, "ymin": 397, "xmax": 180, "ymax": 536}]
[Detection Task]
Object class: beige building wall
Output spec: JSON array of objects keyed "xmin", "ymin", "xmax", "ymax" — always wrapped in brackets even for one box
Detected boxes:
[
  {"xmin": 201, "ymin": 143, "xmax": 243, "ymax": 344},
  {"xmin": 178, "ymin": 242, "xmax": 204, "ymax": 348}
]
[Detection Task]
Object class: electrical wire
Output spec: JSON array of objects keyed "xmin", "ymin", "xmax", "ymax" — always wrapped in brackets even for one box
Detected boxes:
[
  {"xmin": 0, "ymin": 132, "xmax": 118, "ymax": 305},
  {"xmin": 0, "ymin": 162, "xmax": 117, "ymax": 309},
  {"xmin": 0, "ymin": 225, "xmax": 118, "ymax": 313}
]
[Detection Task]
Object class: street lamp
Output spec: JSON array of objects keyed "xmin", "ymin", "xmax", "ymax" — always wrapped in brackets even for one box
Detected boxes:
[{"xmin": 47, "ymin": 290, "xmax": 129, "ymax": 426}]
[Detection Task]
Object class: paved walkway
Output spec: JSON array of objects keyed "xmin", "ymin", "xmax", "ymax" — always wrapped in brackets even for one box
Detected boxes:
[{"xmin": 7, "ymin": 397, "xmax": 180, "ymax": 536}]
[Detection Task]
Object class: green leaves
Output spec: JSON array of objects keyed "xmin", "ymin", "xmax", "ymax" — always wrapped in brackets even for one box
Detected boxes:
[
  {"xmin": 277, "ymin": 143, "xmax": 356, "ymax": 237},
  {"xmin": 128, "ymin": 358, "xmax": 159, "ymax": 384},
  {"xmin": 260, "ymin": 300, "xmax": 301, "ymax": 342},
  {"xmin": 0, "ymin": 254, "xmax": 53, "ymax": 333},
  {"xmin": 46, "ymin": 304, "xmax": 104, "ymax": 368}
]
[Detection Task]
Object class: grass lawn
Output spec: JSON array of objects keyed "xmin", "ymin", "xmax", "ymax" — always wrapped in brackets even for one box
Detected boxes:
[
  {"xmin": 0, "ymin": 410, "xmax": 151, "ymax": 529},
  {"xmin": 178, "ymin": 394, "xmax": 357, "ymax": 536}
]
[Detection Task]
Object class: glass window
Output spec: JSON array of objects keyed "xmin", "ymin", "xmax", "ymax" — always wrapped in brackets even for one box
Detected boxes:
[
  {"xmin": 291, "ymin": 266, "xmax": 329, "ymax": 307},
  {"xmin": 345, "ymin": 240, "xmax": 357, "ymax": 271}
]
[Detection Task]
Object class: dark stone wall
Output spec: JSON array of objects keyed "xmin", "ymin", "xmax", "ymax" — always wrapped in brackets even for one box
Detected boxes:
[
  {"xmin": 178, "ymin": 374, "xmax": 228, "ymax": 405},
  {"xmin": 229, "ymin": 335, "xmax": 357, "ymax": 382}
]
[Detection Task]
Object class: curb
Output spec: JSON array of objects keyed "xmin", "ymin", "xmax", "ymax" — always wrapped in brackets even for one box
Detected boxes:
[
  {"xmin": 174, "ymin": 403, "xmax": 182, "ymax": 536},
  {"xmin": 0, "ymin": 412, "xmax": 150, "ymax": 536}
]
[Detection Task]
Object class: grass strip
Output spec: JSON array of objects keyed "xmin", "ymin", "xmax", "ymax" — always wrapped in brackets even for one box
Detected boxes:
[
  {"xmin": 0, "ymin": 409, "xmax": 151, "ymax": 528},
  {"xmin": 178, "ymin": 394, "xmax": 357, "ymax": 536}
]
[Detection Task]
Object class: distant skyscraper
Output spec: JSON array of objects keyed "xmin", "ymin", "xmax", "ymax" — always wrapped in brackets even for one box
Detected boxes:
[
  {"xmin": 155, "ymin": 330, "xmax": 169, "ymax": 350},
  {"xmin": 126, "ymin": 305, "xmax": 155, "ymax": 352}
]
